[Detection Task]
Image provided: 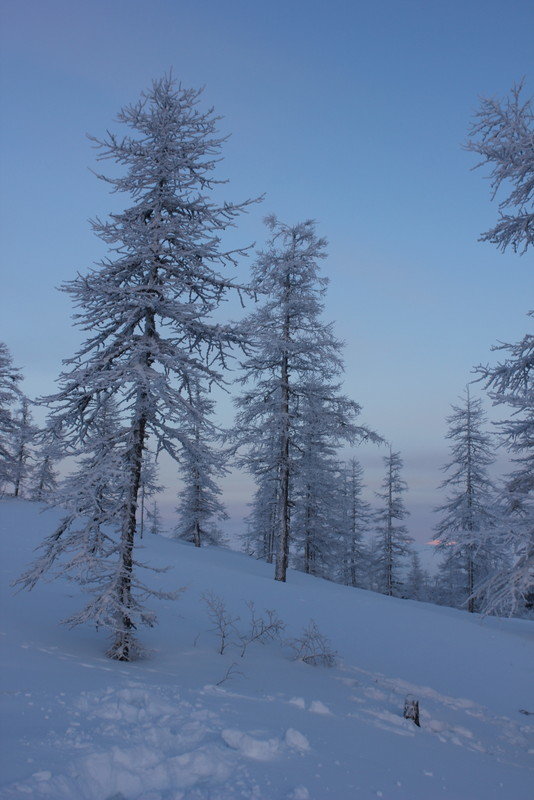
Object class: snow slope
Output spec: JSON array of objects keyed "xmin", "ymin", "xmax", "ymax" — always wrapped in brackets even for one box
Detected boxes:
[{"xmin": 0, "ymin": 499, "xmax": 532, "ymax": 799}]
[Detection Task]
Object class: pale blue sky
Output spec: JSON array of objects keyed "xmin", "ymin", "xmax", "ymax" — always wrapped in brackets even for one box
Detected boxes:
[{"xmin": 1, "ymin": 0, "xmax": 532, "ymax": 547}]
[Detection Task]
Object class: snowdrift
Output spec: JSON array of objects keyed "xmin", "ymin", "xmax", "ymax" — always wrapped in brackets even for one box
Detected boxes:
[{"xmin": 0, "ymin": 499, "xmax": 532, "ymax": 799}]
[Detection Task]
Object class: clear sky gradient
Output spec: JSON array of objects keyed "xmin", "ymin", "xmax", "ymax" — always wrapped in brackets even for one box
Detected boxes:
[{"xmin": 1, "ymin": 0, "xmax": 532, "ymax": 550}]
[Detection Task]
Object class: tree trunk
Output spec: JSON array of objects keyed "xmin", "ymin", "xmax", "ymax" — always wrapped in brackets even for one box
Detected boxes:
[
  {"xmin": 275, "ymin": 268, "xmax": 291, "ymax": 583},
  {"xmin": 386, "ymin": 457, "xmax": 393, "ymax": 596},
  {"xmin": 194, "ymin": 518, "xmax": 201, "ymax": 548},
  {"xmin": 111, "ymin": 405, "xmax": 146, "ymax": 661},
  {"xmin": 110, "ymin": 308, "xmax": 154, "ymax": 660},
  {"xmin": 275, "ymin": 354, "xmax": 290, "ymax": 582}
]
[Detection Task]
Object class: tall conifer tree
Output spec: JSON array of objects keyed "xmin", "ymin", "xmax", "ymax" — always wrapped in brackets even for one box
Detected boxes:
[
  {"xmin": 16, "ymin": 76, "xmax": 255, "ymax": 659},
  {"xmin": 0, "ymin": 343, "xmax": 22, "ymax": 492},
  {"xmin": 374, "ymin": 448, "xmax": 412, "ymax": 597},
  {"xmin": 467, "ymin": 84, "xmax": 533, "ymax": 613},
  {"xmin": 435, "ymin": 390, "xmax": 497, "ymax": 612},
  {"xmin": 234, "ymin": 217, "xmax": 377, "ymax": 582},
  {"xmin": 11, "ymin": 398, "xmax": 37, "ymax": 498},
  {"xmin": 338, "ymin": 458, "xmax": 372, "ymax": 588}
]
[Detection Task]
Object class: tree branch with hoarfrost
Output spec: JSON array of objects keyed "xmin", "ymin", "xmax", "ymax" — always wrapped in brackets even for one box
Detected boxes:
[
  {"xmin": 14, "ymin": 75, "xmax": 258, "ymax": 660},
  {"xmin": 465, "ymin": 81, "xmax": 533, "ymax": 254},
  {"xmin": 373, "ymin": 448, "xmax": 413, "ymax": 597},
  {"xmin": 434, "ymin": 389, "xmax": 499, "ymax": 613},
  {"xmin": 232, "ymin": 217, "xmax": 380, "ymax": 583},
  {"xmin": 0, "ymin": 343, "xmax": 23, "ymax": 493},
  {"xmin": 466, "ymin": 82, "xmax": 533, "ymax": 615}
]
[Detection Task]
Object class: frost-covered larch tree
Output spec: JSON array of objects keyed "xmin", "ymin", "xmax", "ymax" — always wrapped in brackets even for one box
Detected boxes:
[
  {"xmin": 32, "ymin": 445, "xmax": 60, "ymax": 502},
  {"xmin": 435, "ymin": 545, "xmax": 469, "ymax": 608},
  {"xmin": 292, "ymin": 389, "xmax": 345, "ymax": 579},
  {"xmin": 174, "ymin": 381, "xmax": 228, "ymax": 547},
  {"xmin": 292, "ymin": 386, "xmax": 370, "ymax": 579},
  {"xmin": 11, "ymin": 397, "xmax": 38, "ymax": 498},
  {"xmin": 466, "ymin": 83, "xmax": 533, "ymax": 614},
  {"xmin": 233, "ymin": 217, "xmax": 377, "ymax": 582},
  {"xmin": 0, "ymin": 343, "xmax": 22, "ymax": 493},
  {"xmin": 16, "ymin": 396, "xmax": 158, "ymax": 637},
  {"xmin": 138, "ymin": 450, "xmax": 161, "ymax": 538},
  {"xmin": 241, "ymin": 463, "xmax": 279, "ymax": 561},
  {"xmin": 16, "ymin": 76, "xmax": 255, "ymax": 660},
  {"xmin": 405, "ymin": 551, "xmax": 430, "ymax": 602},
  {"xmin": 338, "ymin": 457, "xmax": 372, "ymax": 588},
  {"xmin": 147, "ymin": 500, "xmax": 163, "ymax": 536},
  {"xmin": 434, "ymin": 390, "xmax": 498, "ymax": 612},
  {"xmin": 475, "ymin": 332, "xmax": 533, "ymax": 614},
  {"xmin": 30, "ymin": 419, "xmax": 62, "ymax": 502},
  {"xmin": 373, "ymin": 448, "xmax": 412, "ymax": 597},
  {"xmin": 465, "ymin": 81, "xmax": 533, "ymax": 253}
]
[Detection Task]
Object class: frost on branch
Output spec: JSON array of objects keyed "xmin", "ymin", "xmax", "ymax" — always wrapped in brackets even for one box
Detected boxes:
[
  {"xmin": 16, "ymin": 74, "xmax": 258, "ymax": 659},
  {"xmin": 0, "ymin": 342, "xmax": 23, "ymax": 493},
  {"xmin": 202, "ymin": 592, "xmax": 240, "ymax": 655},
  {"xmin": 465, "ymin": 81, "xmax": 533, "ymax": 254},
  {"xmin": 434, "ymin": 389, "xmax": 499, "ymax": 613},
  {"xmin": 373, "ymin": 448, "xmax": 413, "ymax": 597},
  {"xmin": 238, "ymin": 601, "xmax": 285, "ymax": 657},
  {"xmin": 474, "ymin": 317, "xmax": 533, "ymax": 616},
  {"xmin": 232, "ymin": 217, "xmax": 379, "ymax": 583},
  {"xmin": 287, "ymin": 619, "xmax": 337, "ymax": 667}
]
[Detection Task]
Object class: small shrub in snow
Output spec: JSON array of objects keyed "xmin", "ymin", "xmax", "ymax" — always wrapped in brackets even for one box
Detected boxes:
[
  {"xmin": 215, "ymin": 661, "xmax": 244, "ymax": 686},
  {"xmin": 201, "ymin": 595, "xmax": 285, "ymax": 659},
  {"xmin": 238, "ymin": 601, "xmax": 286, "ymax": 657},
  {"xmin": 201, "ymin": 592, "xmax": 240, "ymax": 655},
  {"xmin": 287, "ymin": 619, "xmax": 337, "ymax": 667}
]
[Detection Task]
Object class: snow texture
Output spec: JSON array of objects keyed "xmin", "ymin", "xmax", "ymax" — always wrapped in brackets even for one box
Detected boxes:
[{"xmin": 1, "ymin": 500, "xmax": 533, "ymax": 799}]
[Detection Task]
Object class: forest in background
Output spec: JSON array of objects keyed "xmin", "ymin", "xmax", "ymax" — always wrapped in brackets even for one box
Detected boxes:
[{"xmin": 1, "ymin": 76, "xmax": 532, "ymax": 660}]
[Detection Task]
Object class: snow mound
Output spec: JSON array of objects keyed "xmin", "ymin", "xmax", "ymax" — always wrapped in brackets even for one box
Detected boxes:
[
  {"xmin": 221, "ymin": 729, "xmax": 280, "ymax": 760},
  {"xmin": 309, "ymin": 700, "xmax": 332, "ymax": 715},
  {"xmin": 285, "ymin": 728, "xmax": 310, "ymax": 751}
]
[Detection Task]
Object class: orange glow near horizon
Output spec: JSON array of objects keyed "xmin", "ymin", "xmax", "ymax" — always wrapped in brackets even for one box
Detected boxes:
[{"xmin": 426, "ymin": 539, "xmax": 457, "ymax": 546}]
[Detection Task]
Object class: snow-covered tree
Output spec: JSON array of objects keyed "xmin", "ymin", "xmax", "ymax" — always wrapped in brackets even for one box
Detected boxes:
[
  {"xmin": 147, "ymin": 500, "xmax": 164, "ymax": 536},
  {"xmin": 292, "ymin": 387, "xmax": 357, "ymax": 580},
  {"xmin": 175, "ymin": 382, "xmax": 228, "ymax": 547},
  {"xmin": 434, "ymin": 547, "xmax": 466, "ymax": 608},
  {"xmin": 434, "ymin": 390, "xmax": 498, "ymax": 612},
  {"xmin": 32, "ymin": 446, "xmax": 60, "ymax": 502},
  {"xmin": 466, "ymin": 84, "xmax": 533, "ymax": 614},
  {"xmin": 475, "ymin": 328, "xmax": 533, "ymax": 614},
  {"xmin": 11, "ymin": 397, "xmax": 38, "ymax": 498},
  {"xmin": 0, "ymin": 343, "xmax": 22, "ymax": 492},
  {"xmin": 233, "ymin": 217, "xmax": 378, "ymax": 582},
  {"xmin": 241, "ymin": 468, "xmax": 279, "ymax": 561},
  {"xmin": 30, "ymin": 418, "xmax": 63, "ymax": 502},
  {"xmin": 338, "ymin": 458, "xmax": 372, "ymax": 589},
  {"xmin": 15, "ymin": 396, "xmax": 168, "ymax": 642},
  {"xmin": 465, "ymin": 81, "xmax": 533, "ymax": 254},
  {"xmin": 405, "ymin": 551, "xmax": 430, "ymax": 602},
  {"xmin": 138, "ymin": 450, "xmax": 161, "ymax": 538},
  {"xmin": 16, "ymin": 76, "xmax": 255, "ymax": 660},
  {"xmin": 373, "ymin": 448, "xmax": 413, "ymax": 597}
]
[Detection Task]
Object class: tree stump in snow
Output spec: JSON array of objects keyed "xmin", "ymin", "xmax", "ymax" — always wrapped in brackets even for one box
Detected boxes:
[{"xmin": 403, "ymin": 695, "xmax": 420, "ymax": 727}]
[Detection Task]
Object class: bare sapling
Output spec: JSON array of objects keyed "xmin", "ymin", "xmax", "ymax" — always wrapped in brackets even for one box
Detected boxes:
[
  {"xmin": 238, "ymin": 601, "xmax": 285, "ymax": 657},
  {"xmin": 287, "ymin": 619, "xmax": 337, "ymax": 667},
  {"xmin": 202, "ymin": 592, "xmax": 240, "ymax": 655}
]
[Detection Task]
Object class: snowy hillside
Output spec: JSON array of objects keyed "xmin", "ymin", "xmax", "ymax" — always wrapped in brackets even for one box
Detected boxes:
[{"xmin": 1, "ymin": 500, "xmax": 533, "ymax": 800}]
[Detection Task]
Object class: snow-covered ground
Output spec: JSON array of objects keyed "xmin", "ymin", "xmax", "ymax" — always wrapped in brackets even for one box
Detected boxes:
[{"xmin": 1, "ymin": 499, "xmax": 532, "ymax": 799}]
